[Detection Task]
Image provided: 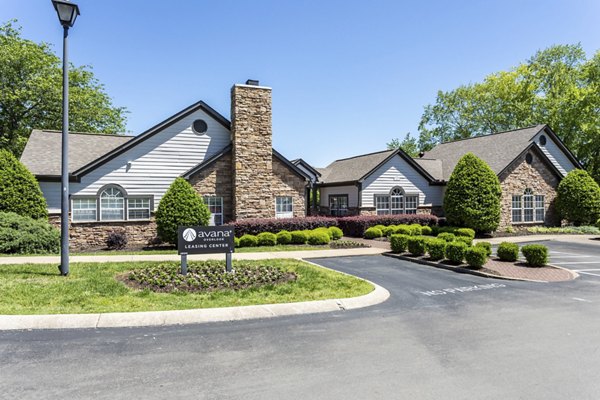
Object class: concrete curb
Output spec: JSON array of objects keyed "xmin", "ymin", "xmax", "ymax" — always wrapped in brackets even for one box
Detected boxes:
[
  {"xmin": 0, "ymin": 273, "xmax": 390, "ymax": 331},
  {"xmin": 382, "ymin": 252, "xmax": 577, "ymax": 283}
]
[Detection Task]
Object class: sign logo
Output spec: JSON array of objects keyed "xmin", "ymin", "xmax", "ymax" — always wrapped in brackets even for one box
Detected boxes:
[{"xmin": 182, "ymin": 228, "xmax": 197, "ymax": 242}]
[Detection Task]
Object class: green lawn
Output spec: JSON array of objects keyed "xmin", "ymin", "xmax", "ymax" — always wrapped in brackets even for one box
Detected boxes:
[{"xmin": 0, "ymin": 259, "xmax": 373, "ymax": 315}]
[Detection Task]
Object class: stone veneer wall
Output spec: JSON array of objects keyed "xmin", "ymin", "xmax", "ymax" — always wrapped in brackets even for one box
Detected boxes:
[
  {"xmin": 498, "ymin": 150, "xmax": 560, "ymax": 229},
  {"xmin": 49, "ymin": 215, "xmax": 158, "ymax": 251},
  {"xmin": 188, "ymin": 152, "xmax": 234, "ymax": 222},
  {"xmin": 231, "ymin": 84, "xmax": 275, "ymax": 219},
  {"xmin": 272, "ymin": 156, "xmax": 306, "ymax": 217}
]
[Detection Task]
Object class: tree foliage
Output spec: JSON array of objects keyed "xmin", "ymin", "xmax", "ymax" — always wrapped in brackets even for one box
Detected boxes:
[
  {"xmin": 155, "ymin": 178, "xmax": 210, "ymax": 244},
  {"xmin": 443, "ymin": 153, "xmax": 501, "ymax": 232},
  {"xmin": 418, "ymin": 44, "xmax": 600, "ymax": 183},
  {"xmin": 386, "ymin": 133, "xmax": 420, "ymax": 157},
  {"xmin": 556, "ymin": 169, "xmax": 600, "ymax": 226},
  {"xmin": 0, "ymin": 20, "xmax": 127, "ymax": 156},
  {"xmin": 0, "ymin": 149, "xmax": 47, "ymax": 219}
]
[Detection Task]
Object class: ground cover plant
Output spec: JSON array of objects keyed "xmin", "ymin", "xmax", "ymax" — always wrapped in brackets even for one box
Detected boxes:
[
  {"xmin": 527, "ymin": 226, "xmax": 600, "ymax": 235},
  {"xmin": 0, "ymin": 259, "xmax": 373, "ymax": 315}
]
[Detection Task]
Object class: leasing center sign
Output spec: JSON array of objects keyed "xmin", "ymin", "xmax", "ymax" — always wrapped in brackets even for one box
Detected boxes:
[{"xmin": 178, "ymin": 226, "xmax": 235, "ymax": 254}]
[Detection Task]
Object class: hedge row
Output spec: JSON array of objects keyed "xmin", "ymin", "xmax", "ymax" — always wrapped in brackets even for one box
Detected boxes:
[
  {"xmin": 231, "ymin": 217, "xmax": 338, "ymax": 237},
  {"xmin": 0, "ymin": 212, "xmax": 60, "ymax": 254},
  {"xmin": 337, "ymin": 214, "xmax": 438, "ymax": 237},
  {"xmin": 235, "ymin": 227, "xmax": 343, "ymax": 248}
]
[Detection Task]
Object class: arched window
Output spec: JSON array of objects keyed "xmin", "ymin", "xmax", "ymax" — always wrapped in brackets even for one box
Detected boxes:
[
  {"xmin": 511, "ymin": 188, "xmax": 544, "ymax": 223},
  {"xmin": 375, "ymin": 187, "xmax": 419, "ymax": 215},
  {"xmin": 390, "ymin": 187, "xmax": 404, "ymax": 215},
  {"xmin": 100, "ymin": 186, "xmax": 125, "ymax": 221}
]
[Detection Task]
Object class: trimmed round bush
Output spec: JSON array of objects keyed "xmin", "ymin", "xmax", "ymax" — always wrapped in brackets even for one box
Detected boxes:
[
  {"xmin": 0, "ymin": 212, "xmax": 60, "ymax": 254},
  {"xmin": 421, "ymin": 226, "xmax": 433, "ymax": 236},
  {"xmin": 156, "ymin": 177, "xmax": 210, "ymax": 244},
  {"xmin": 307, "ymin": 230, "xmax": 331, "ymax": 245},
  {"xmin": 290, "ymin": 230, "xmax": 308, "ymax": 244},
  {"xmin": 497, "ymin": 242, "xmax": 519, "ymax": 262},
  {"xmin": 556, "ymin": 169, "xmax": 600, "ymax": 226},
  {"xmin": 437, "ymin": 232, "xmax": 456, "ymax": 242},
  {"xmin": 239, "ymin": 234, "xmax": 258, "ymax": 247},
  {"xmin": 427, "ymin": 238, "xmax": 446, "ymax": 260},
  {"xmin": 455, "ymin": 236, "xmax": 473, "ymax": 247},
  {"xmin": 456, "ymin": 228, "xmax": 476, "ymax": 239},
  {"xmin": 0, "ymin": 149, "xmax": 48, "ymax": 220},
  {"xmin": 446, "ymin": 241, "xmax": 468, "ymax": 263},
  {"xmin": 444, "ymin": 153, "xmax": 501, "ymax": 232},
  {"xmin": 407, "ymin": 236, "xmax": 426, "ymax": 256},
  {"xmin": 474, "ymin": 241, "xmax": 492, "ymax": 257},
  {"xmin": 364, "ymin": 227, "xmax": 383, "ymax": 239},
  {"xmin": 382, "ymin": 225, "xmax": 396, "ymax": 237},
  {"xmin": 312, "ymin": 227, "xmax": 332, "ymax": 239},
  {"xmin": 234, "ymin": 237, "xmax": 240, "ymax": 247},
  {"xmin": 276, "ymin": 230, "xmax": 292, "ymax": 245},
  {"xmin": 395, "ymin": 225, "xmax": 412, "ymax": 235},
  {"xmin": 390, "ymin": 234, "xmax": 410, "ymax": 253},
  {"xmin": 521, "ymin": 244, "xmax": 548, "ymax": 267},
  {"xmin": 466, "ymin": 246, "xmax": 488, "ymax": 269},
  {"xmin": 328, "ymin": 226, "xmax": 343, "ymax": 240},
  {"xmin": 409, "ymin": 224, "xmax": 423, "ymax": 236},
  {"xmin": 257, "ymin": 232, "xmax": 277, "ymax": 246}
]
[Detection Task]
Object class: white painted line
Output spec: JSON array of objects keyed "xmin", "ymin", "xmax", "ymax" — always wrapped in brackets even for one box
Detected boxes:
[
  {"xmin": 574, "ymin": 269, "xmax": 600, "ymax": 272},
  {"xmin": 577, "ymin": 272, "xmax": 600, "ymax": 277},
  {"xmin": 556, "ymin": 262, "xmax": 600, "ymax": 265},
  {"xmin": 549, "ymin": 255, "xmax": 594, "ymax": 259},
  {"xmin": 419, "ymin": 283, "xmax": 506, "ymax": 297},
  {"xmin": 572, "ymin": 297, "xmax": 593, "ymax": 303}
]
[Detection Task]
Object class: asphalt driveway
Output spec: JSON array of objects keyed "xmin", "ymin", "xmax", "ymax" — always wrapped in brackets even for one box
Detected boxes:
[{"xmin": 2, "ymin": 254, "xmax": 600, "ymax": 399}]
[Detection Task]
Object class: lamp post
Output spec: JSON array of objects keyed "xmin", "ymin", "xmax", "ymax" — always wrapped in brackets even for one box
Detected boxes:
[{"xmin": 52, "ymin": 0, "xmax": 80, "ymax": 276}]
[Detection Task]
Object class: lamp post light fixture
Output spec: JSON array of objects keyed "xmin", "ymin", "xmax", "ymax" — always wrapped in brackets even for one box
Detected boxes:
[{"xmin": 51, "ymin": 0, "xmax": 80, "ymax": 276}]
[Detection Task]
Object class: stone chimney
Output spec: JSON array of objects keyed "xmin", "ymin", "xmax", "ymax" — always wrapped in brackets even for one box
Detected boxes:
[{"xmin": 231, "ymin": 80, "xmax": 274, "ymax": 219}]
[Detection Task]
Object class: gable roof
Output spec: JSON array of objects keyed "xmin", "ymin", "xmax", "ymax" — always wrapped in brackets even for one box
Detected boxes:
[
  {"xmin": 20, "ymin": 130, "xmax": 133, "ymax": 178},
  {"xmin": 291, "ymin": 158, "xmax": 321, "ymax": 177},
  {"xmin": 318, "ymin": 149, "xmax": 437, "ymax": 185},
  {"xmin": 421, "ymin": 125, "xmax": 549, "ymax": 181}
]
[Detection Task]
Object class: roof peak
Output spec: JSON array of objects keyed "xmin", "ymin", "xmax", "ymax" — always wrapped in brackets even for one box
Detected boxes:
[{"xmin": 437, "ymin": 124, "xmax": 545, "ymax": 146}]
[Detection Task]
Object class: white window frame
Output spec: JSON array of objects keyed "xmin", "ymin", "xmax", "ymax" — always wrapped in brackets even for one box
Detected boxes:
[
  {"xmin": 203, "ymin": 196, "xmax": 224, "ymax": 226},
  {"xmin": 100, "ymin": 187, "xmax": 125, "ymax": 221},
  {"xmin": 71, "ymin": 185, "xmax": 153, "ymax": 223},
  {"xmin": 329, "ymin": 195, "xmax": 349, "ymax": 217},
  {"xmin": 72, "ymin": 198, "xmax": 97, "ymax": 222},
  {"xmin": 512, "ymin": 188, "xmax": 544, "ymax": 224},
  {"xmin": 127, "ymin": 197, "xmax": 151, "ymax": 220},
  {"xmin": 275, "ymin": 196, "xmax": 293, "ymax": 218},
  {"xmin": 376, "ymin": 188, "xmax": 419, "ymax": 215}
]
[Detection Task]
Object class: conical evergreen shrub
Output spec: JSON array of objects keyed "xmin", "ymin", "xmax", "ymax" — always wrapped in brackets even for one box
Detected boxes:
[{"xmin": 0, "ymin": 149, "xmax": 47, "ymax": 219}]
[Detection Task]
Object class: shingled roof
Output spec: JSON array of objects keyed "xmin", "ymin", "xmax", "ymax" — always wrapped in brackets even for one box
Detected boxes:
[
  {"xmin": 421, "ymin": 125, "xmax": 547, "ymax": 181},
  {"xmin": 318, "ymin": 150, "xmax": 396, "ymax": 184},
  {"xmin": 20, "ymin": 130, "xmax": 133, "ymax": 177}
]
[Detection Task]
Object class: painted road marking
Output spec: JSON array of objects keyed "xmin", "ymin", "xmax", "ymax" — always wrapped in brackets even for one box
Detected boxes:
[
  {"xmin": 572, "ymin": 297, "xmax": 593, "ymax": 303},
  {"xmin": 419, "ymin": 283, "xmax": 506, "ymax": 296},
  {"xmin": 549, "ymin": 255, "xmax": 594, "ymax": 259},
  {"xmin": 577, "ymin": 272, "xmax": 600, "ymax": 277},
  {"xmin": 556, "ymin": 262, "xmax": 600, "ymax": 265}
]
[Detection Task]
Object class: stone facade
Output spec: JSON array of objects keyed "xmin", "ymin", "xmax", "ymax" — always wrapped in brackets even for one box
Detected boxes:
[
  {"xmin": 498, "ymin": 150, "xmax": 560, "ymax": 229},
  {"xmin": 272, "ymin": 156, "xmax": 307, "ymax": 217},
  {"xmin": 188, "ymin": 152, "xmax": 234, "ymax": 222},
  {"xmin": 49, "ymin": 215, "xmax": 158, "ymax": 251}
]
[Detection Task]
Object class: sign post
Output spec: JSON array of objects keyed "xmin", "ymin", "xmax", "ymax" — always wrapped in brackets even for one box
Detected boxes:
[{"xmin": 177, "ymin": 226, "xmax": 235, "ymax": 275}]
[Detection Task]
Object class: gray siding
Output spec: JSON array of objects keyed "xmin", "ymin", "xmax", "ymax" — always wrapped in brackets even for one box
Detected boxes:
[
  {"xmin": 39, "ymin": 181, "xmax": 61, "ymax": 214},
  {"xmin": 319, "ymin": 185, "xmax": 359, "ymax": 208},
  {"xmin": 361, "ymin": 155, "xmax": 443, "ymax": 207},
  {"xmin": 70, "ymin": 108, "xmax": 231, "ymax": 208},
  {"xmin": 533, "ymin": 131, "xmax": 578, "ymax": 176}
]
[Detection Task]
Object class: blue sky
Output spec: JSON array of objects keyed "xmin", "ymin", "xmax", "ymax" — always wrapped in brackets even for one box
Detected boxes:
[{"xmin": 2, "ymin": 0, "xmax": 600, "ymax": 167}]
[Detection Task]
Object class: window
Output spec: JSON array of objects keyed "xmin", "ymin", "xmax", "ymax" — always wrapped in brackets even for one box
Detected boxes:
[
  {"xmin": 511, "ymin": 188, "xmax": 544, "ymax": 223},
  {"xmin": 128, "ymin": 198, "xmax": 151, "ymax": 220},
  {"xmin": 329, "ymin": 195, "xmax": 348, "ymax": 217},
  {"xmin": 275, "ymin": 196, "xmax": 293, "ymax": 218},
  {"xmin": 203, "ymin": 196, "xmax": 223, "ymax": 225},
  {"xmin": 72, "ymin": 198, "xmax": 96, "ymax": 222},
  {"xmin": 100, "ymin": 187, "xmax": 124, "ymax": 221},
  {"xmin": 376, "ymin": 187, "xmax": 419, "ymax": 215}
]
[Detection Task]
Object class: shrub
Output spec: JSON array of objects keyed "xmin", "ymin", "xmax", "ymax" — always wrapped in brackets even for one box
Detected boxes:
[
  {"xmin": 364, "ymin": 227, "xmax": 383, "ymax": 239},
  {"xmin": 556, "ymin": 169, "xmax": 600, "ymax": 226},
  {"xmin": 382, "ymin": 225, "xmax": 397, "ymax": 237},
  {"xmin": 409, "ymin": 224, "xmax": 423, "ymax": 236},
  {"xmin": 231, "ymin": 216, "xmax": 338, "ymax": 237},
  {"xmin": 106, "ymin": 231, "xmax": 128, "ymax": 250},
  {"xmin": 390, "ymin": 234, "xmax": 410, "ymax": 253},
  {"xmin": 313, "ymin": 227, "xmax": 332, "ymax": 239},
  {"xmin": 521, "ymin": 244, "xmax": 548, "ymax": 267},
  {"xmin": 374, "ymin": 224, "xmax": 386, "ymax": 232},
  {"xmin": 329, "ymin": 240, "xmax": 369, "ymax": 249},
  {"xmin": 327, "ymin": 226, "xmax": 343, "ymax": 240},
  {"xmin": 0, "ymin": 212, "xmax": 60, "ymax": 254},
  {"xmin": 0, "ymin": 149, "xmax": 48, "ymax": 219},
  {"xmin": 239, "ymin": 234, "xmax": 258, "ymax": 247},
  {"xmin": 257, "ymin": 232, "xmax": 277, "ymax": 246},
  {"xmin": 497, "ymin": 242, "xmax": 519, "ymax": 262},
  {"xmin": 234, "ymin": 237, "xmax": 240, "ymax": 247},
  {"xmin": 427, "ymin": 239, "xmax": 446, "ymax": 260},
  {"xmin": 444, "ymin": 153, "xmax": 501, "ymax": 232},
  {"xmin": 407, "ymin": 236, "xmax": 426, "ymax": 256},
  {"xmin": 455, "ymin": 236, "xmax": 473, "ymax": 247},
  {"xmin": 155, "ymin": 178, "xmax": 210, "ymax": 244},
  {"xmin": 437, "ymin": 232, "xmax": 456, "ymax": 242},
  {"xmin": 290, "ymin": 230, "xmax": 308, "ymax": 244},
  {"xmin": 395, "ymin": 225, "xmax": 412, "ymax": 235},
  {"xmin": 466, "ymin": 246, "xmax": 488, "ymax": 269},
  {"xmin": 474, "ymin": 242, "xmax": 492, "ymax": 257},
  {"xmin": 421, "ymin": 226, "xmax": 433, "ymax": 236},
  {"xmin": 337, "ymin": 214, "xmax": 438, "ymax": 237},
  {"xmin": 597, "ymin": 218, "xmax": 600, "ymax": 229},
  {"xmin": 307, "ymin": 230, "xmax": 331, "ymax": 245},
  {"xmin": 456, "ymin": 228, "xmax": 476, "ymax": 239},
  {"xmin": 446, "ymin": 241, "xmax": 468, "ymax": 264},
  {"xmin": 276, "ymin": 230, "xmax": 292, "ymax": 245}
]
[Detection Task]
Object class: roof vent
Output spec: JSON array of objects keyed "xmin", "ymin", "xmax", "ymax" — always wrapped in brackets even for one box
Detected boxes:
[{"xmin": 245, "ymin": 79, "xmax": 259, "ymax": 86}]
